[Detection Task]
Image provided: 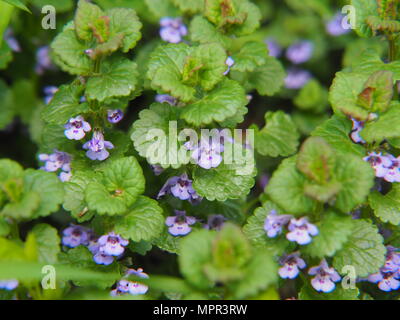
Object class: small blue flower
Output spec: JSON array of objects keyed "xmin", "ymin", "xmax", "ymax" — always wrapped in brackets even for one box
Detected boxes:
[
  {"xmin": 0, "ymin": 279, "xmax": 18, "ymax": 291},
  {"xmin": 107, "ymin": 109, "xmax": 124, "ymax": 124},
  {"xmin": 286, "ymin": 217, "xmax": 318, "ymax": 245},
  {"xmin": 62, "ymin": 224, "xmax": 91, "ymax": 248},
  {"xmin": 39, "ymin": 150, "xmax": 72, "ymax": 182},
  {"xmin": 350, "ymin": 118, "xmax": 365, "ymax": 144},
  {"xmin": 97, "ymin": 232, "xmax": 129, "ymax": 256},
  {"xmin": 263, "ymin": 210, "xmax": 292, "ymax": 238},
  {"xmin": 265, "ymin": 38, "xmax": 282, "ymax": 57},
  {"xmin": 363, "ymin": 152, "xmax": 393, "ymax": 179},
  {"xmin": 150, "ymin": 164, "xmax": 165, "ymax": 176},
  {"xmin": 368, "ymin": 246, "xmax": 400, "ymax": 292},
  {"xmin": 93, "ymin": 251, "xmax": 114, "ymax": 266},
  {"xmin": 165, "ymin": 210, "xmax": 196, "ymax": 236},
  {"xmin": 308, "ymin": 259, "xmax": 341, "ymax": 293},
  {"xmin": 159, "ymin": 17, "xmax": 187, "ymax": 43},
  {"xmin": 64, "ymin": 116, "xmax": 91, "ymax": 140},
  {"xmin": 326, "ymin": 13, "xmax": 351, "ymax": 36},
  {"xmin": 35, "ymin": 46, "xmax": 55, "ymax": 75},
  {"xmin": 186, "ymin": 137, "xmax": 224, "ymax": 170},
  {"xmin": 223, "ymin": 56, "xmax": 235, "ymax": 75},
  {"xmin": 157, "ymin": 173, "xmax": 202, "ymax": 203},
  {"xmin": 4, "ymin": 28, "xmax": 21, "ymax": 52},
  {"xmin": 43, "ymin": 86, "xmax": 59, "ymax": 105},
  {"xmin": 278, "ymin": 252, "xmax": 306, "ymax": 279},
  {"xmin": 155, "ymin": 94, "xmax": 177, "ymax": 106},
  {"xmin": 111, "ymin": 268, "xmax": 149, "ymax": 296},
  {"xmin": 286, "ymin": 41, "xmax": 314, "ymax": 64},
  {"xmin": 82, "ymin": 130, "xmax": 114, "ymax": 161},
  {"xmin": 284, "ymin": 68, "xmax": 311, "ymax": 89}
]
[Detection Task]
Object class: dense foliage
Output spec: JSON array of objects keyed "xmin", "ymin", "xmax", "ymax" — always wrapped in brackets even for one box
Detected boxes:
[{"xmin": 0, "ymin": 0, "xmax": 400, "ymax": 300}]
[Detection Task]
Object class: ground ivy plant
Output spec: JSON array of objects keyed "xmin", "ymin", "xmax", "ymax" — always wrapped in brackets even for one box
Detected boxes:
[{"xmin": 0, "ymin": 0, "xmax": 400, "ymax": 300}]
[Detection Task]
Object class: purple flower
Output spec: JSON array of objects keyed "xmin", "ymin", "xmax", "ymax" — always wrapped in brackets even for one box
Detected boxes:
[
  {"xmin": 368, "ymin": 246, "xmax": 400, "ymax": 292},
  {"xmin": 107, "ymin": 109, "xmax": 124, "ymax": 124},
  {"xmin": 309, "ymin": 259, "xmax": 341, "ymax": 293},
  {"xmin": 111, "ymin": 268, "xmax": 149, "ymax": 296},
  {"xmin": 159, "ymin": 17, "xmax": 187, "ymax": 43},
  {"xmin": 59, "ymin": 171, "xmax": 72, "ymax": 182},
  {"xmin": 157, "ymin": 173, "xmax": 202, "ymax": 203},
  {"xmin": 286, "ymin": 41, "xmax": 314, "ymax": 64},
  {"xmin": 155, "ymin": 94, "xmax": 177, "ymax": 106},
  {"xmin": 223, "ymin": 56, "xmax": 235, "ymax": 75},
  {"xmin": 186, "ymin": 138, "xmax": 224, "ymax": 170},
  {"xmin": 62, "ymin": 224, "xmax": 91, "ymax": 248},
  {"xmin": 286, "ymin": 217, "xmax": 318, "ymax": 245},
  {"xmin": 150, "ymin": 164, "xmax": 165, "ymax": 176},
  {"xmin": 363, "ymin": 152, "xmax": 393, "ymax": 179},
  {"xmin": 165, "ymin": 210, "xmax": 196, "ymax": 236},
  {"xmin": 39, "ymin": 150, "xmax": 71, "ymax": 173},
  {"xmin": 203, "ymin": 214, "xmax": 226, "ymax": 231},
  {"xmin": 82, "ymin": 130, "xmax": 114, "ymax": 161},
  {"xmin": 278, "ymin": 252, "xmax": 306, "ymax": 279},
  {"xmin": 383, "ymin": 155, "xmax": 400, "ymax": 183},
  {"xmin": 64, "ymin": 116, "xmax": 91, "ymax": 140},
  {"xmin": 0, "ymin": 279, "xmax": 18, "ymax": 291},
  {"xmin": 93, "ymin": 251, "xmax": 114, "ymax": 265},
  {"xmin": 4, "ymin": 29, "xmax": 21, "ymax": 52},
  {"xmin": 97, "ymin": 232, "xmax": 129, "ymax": 256},
  {"xmin": 350, "ymin": 118, "xmax": 365, "ymax": 144},
  {"xmin": 265, "ymin": 38, "xmax": 282, "ymax": 58},
  {"xmin": 284, "ymin": 68, "xmax": 312, "ymax": 89},
  {"xmin": 326, "ymin": 13, "xmax": 351, "ymax": 36},
  {"xmin": 264, "ymin": 210, "xmax": 292, "ymax": 238},
  {"xmin": 35, "ymin": 46, "xmax": 55, "ymax": 75},
  {"xmin": 43, "ymin": 86, "xmax": 59, "ymax": 105}
]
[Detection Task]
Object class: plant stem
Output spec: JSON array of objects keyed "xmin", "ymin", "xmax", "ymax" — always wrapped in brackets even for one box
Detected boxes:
[{"xmin": 388, "ymin": 36, "xmax": 397, "ymax": 62}]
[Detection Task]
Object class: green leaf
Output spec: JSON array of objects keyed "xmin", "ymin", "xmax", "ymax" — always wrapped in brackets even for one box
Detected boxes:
[
  {"xmin": 51, "ymin": 22, "xmax": 93, "ymax": 75},
  {"xmin": 41, "ymin": 81, "xmax": 87, "ymax": 125},
  {"xmin": 23, "ymin": 169, "xmax": 64, "ymax": 219},
  {"xmin": 255, "ymin": 111, "xmax": 300, "ymax": 157},
  {"xmin": 266, "ymin": 157, "xmax": 317, "ymax": 215},
  {"xmin": 147, "ymin": 43, "xmax": 227, "ymax": 102},
  {"xmin": 0, "ymin": 41, "xmax": 12, "ymax": 70},
  {"xmin": 231, "ymin": 41, "xmax": 268, "ymax": 73},
  {"xmin": 30, "ymin": 224, "xmax": 60, "ymax": 264},
  {"xmin": 1, "ymin": 192, "xmax": 40, "ymax": 220},
  {"xmin": 352, "ymin": 50, "xmax": 400, "ymax": 80},
  {"xmin": 181, "ymin": 79, "xmax": 248, "ymax": 126},
  {"xmin": 172, "ymin": 0, "xmax": 203, "ymax": 14},
  {"xmin": 179, "ymin": 229, "xmax": 215, "ymax": 290},
  {"xmin": 333, "ymin": 220, "xmax": 386, "ymax": 277},
  {"xmin": 193, "ymin": 163, "xmax": 256, "ymax": 201},
  {"xmin": 74, "ymin": 0, "xmax": 104, "ymax": 41},
  {"xmin": 107, "ymin": 7, "xmax": 142, "ymax": 52},
  {"xmin": 302, "ymin": 212, "xmax": 354, "ymax": 258},
  {"xmin": 1, "ymin": 0, "xmax": 31, "ymax": 12},
  {"xmin": 360, "ymin": 101, "xmax": 400, "ymax": 143},
  {"xmin": 243, "ymin": 202, "xmax": 294, "ymax": 256},
  {"xmin": 296, "ymin": 137, "xmax": 335, "ymax": 184},
  {"xmin": 311, "ymin": 115, "xmax": 365, "ymax": 157},
  {"xmin": 0, "ymin": 218, "xmax": 10, "ymax": 237},
  {"xmin": 0, "ymin": 159, "xmax": 23, "ymax": 183},
  {"xmin": 333, "ymin": 154, "xmax": 374, "ymax": 213},
  {"xmin": 357, "ymin": 71, "xmax": 394, "ymax": 113},
  {"xmin": 189, "ymin": 16, "xmax": 232, "ymax": 47},
  {"xmin": 294, "ymin": 79, "xmax": 328, "ymax": 113},
  {"xmin": 86, "ymin": 56, "xmax": 139, "ymax": 102},
  {"xmin": 351, "ymin": 0, "xmax": 378, "ymax": 38},
  {"xmin": 114, "ymin": 196, "xmax": 164, "ymax": 242},
  {"xmin": 130, "ymin": 103, "xmax": 185, "ymax": 168},
  {"xmin": 329, "ymin": 71, "xmax": 370, "ymax": 120},
  {"xmin": 85, "ymin": 156, "xmax": 145, "ymax": 215},
  {"xmin": 241, "ymin": 57, "xmax": 285, "ymax": 96},
  {"xmin": 30, "ymin": 0, "xmax": 73, "ymax": 12},
  {"xmin": 144, "ymin": 0, "xmax": 180, "ymax": 19},
  {"xmin": 369, "ymin": 184, "xmax": 400, "ymax": 226}
]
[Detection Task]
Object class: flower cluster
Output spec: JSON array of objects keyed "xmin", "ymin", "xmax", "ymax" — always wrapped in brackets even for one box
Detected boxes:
[
  {"xmin": 368, "ymin": 246, "xmax": 400, "ymax": 292},
  {"xmin": 111, "ymin": 268, "xmax": 149, "ymax": 296},
  {"xmin": 39, "ymin": 150, "xmax": 72, "ymax": 182},
  {"xmin": 62, "ymin": 225, "xmax": 129, "ymax": 266},
  {"xmin": 363, "ymin": 152, "xmax": 400, "ymax": 183},
  {"xmin": 159, "ymin": 17, "xmax": 187, "ymax": 43},
  {"xmin": 157, "ymin": 173, "xmax": 202, "ymax": 203},
  {"xmin": 264, "ymin": 210, "xmax": 318, "ymax": 245}
]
